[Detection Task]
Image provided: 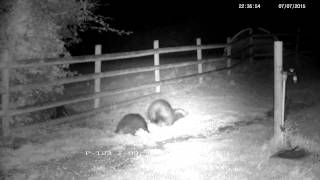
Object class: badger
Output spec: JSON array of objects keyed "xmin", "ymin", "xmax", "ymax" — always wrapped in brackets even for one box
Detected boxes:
[
  {"xmin": 115, "ymin": 113, "xmax": 149, "ymax": 135},
  {"xmin": 147, "ymin": 99, "xmax": 188, "ymax": 126}
]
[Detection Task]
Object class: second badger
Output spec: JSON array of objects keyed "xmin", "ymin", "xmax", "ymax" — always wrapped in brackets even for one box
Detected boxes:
[
  {"xmin": 147, "ymin": 99, "xmax": 187, "ymax": 126},
  {"xmin": 115, "ymin": 113, "xmax": 149, "ymax": 135}
]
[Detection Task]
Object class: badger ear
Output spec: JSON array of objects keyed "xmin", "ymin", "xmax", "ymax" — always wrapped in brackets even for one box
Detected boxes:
[{"xmin": 173, "ymin": 108, "xmax": 188, "ymax": 120}]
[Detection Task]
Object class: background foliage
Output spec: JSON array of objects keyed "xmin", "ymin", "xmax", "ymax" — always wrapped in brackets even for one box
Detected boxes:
[{"xmin": 0, "ymin": 0, "xmax": 128, "ymax": 125}]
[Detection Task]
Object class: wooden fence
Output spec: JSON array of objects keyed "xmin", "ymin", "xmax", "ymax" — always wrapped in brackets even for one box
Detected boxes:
[
  {"xmin": 0, "ymin": 28, "xmax": 303, "ymax": 136},
  {"xmin": 229, "ymin": 27, "xmax": 301, "ymax": 61},
  {"xmin": 0, "ymin": 38, "xmax": 232, "ymax": 136}
]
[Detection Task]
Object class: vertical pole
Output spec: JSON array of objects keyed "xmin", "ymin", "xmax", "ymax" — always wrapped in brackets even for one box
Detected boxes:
[
  {"xmin": 249, "ymin": 28, "xmax": 254, "ymax": 63},
  {"xmin": 1, "ymin": 51, "xmax": 11, "ymax": 136},
  {"xmin": 274, "ymin": 41, "xmax": 285, "ymax": 146},
  {"xmin": 196, "ymin": 38, "xmax": 203, "ymax": 83},
  {"xmin": 94, "ymin": 44, "xmax": 102, "ymax": 109},
  {"xmin": 227, "ymin": 37, "xmax": 232, "ymax": 75},
  {"xmin": 153, "ymin": 40, "xmax": 160, "ymax": 93},
  {"xmin": 295, "ymin": 28, "xmax": 300, "ymax": 67}
]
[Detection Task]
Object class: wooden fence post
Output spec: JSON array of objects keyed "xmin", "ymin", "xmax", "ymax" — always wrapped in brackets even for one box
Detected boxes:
[
  {"xmin": 226, "ymin": 37, "xmax": 232, "ymax": 75},
  {"xmin": 295, "ymin": 28, "xmax": 300, "ymax": 67},
  {"xmin": 274, "ymin": 41, "xmax": 285, "ymax": 146},
  {"xmin": 94, "ymin": 44, "xmax": 102, "ymax": 109},
  {"xmin": 1, "ymin": 50, "xmax": 11, "ymax": 136},
  {"xmin": 249, "ymin": 28, "xmax": 254, "ymax": 63},
  {"xmin": 196, "ymin": 38, "xmax": 203, "ymax": 83},
  {"xmin": 153, "ymin": 40, "xmax": 160, "ymax": 93}
]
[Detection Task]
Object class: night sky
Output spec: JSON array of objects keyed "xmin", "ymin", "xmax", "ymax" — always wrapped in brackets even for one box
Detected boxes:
[{"xmin": 72, "ymin": 0, "xmax": 317, "ymax": 55}]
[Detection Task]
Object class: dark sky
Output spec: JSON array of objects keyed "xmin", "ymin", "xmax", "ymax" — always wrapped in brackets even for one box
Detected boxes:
[
  {"xmin": 72, "ymin": 0, "xmax": 317, "ymax": 54},
  {"xmin": 106, "ymin": 0, "xmax": 315, "ymax": 31}
]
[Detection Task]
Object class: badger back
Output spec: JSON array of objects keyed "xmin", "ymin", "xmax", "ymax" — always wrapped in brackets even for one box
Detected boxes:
[{"xmin": 115, "ymin": 113, "xmax": 149, "ymax": 135}]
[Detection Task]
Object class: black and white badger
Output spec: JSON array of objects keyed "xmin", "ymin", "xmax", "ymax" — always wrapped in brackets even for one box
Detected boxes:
[
  {"xmin": 147, "ymin": 99, "xmax": 188, "ymax": 126},
  {"xmin": 115, "ymin": 114, "xmax": 149, "ymax": 135}
]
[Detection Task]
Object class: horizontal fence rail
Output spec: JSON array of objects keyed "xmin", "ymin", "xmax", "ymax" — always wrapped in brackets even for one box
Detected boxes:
[
  {"xmin": 8, "ymin": 57, "xmax": 226, "ymax": 93},
  {"xmin": 0, "ymin": 44, "xmax": 226, "ymax": 69}
]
